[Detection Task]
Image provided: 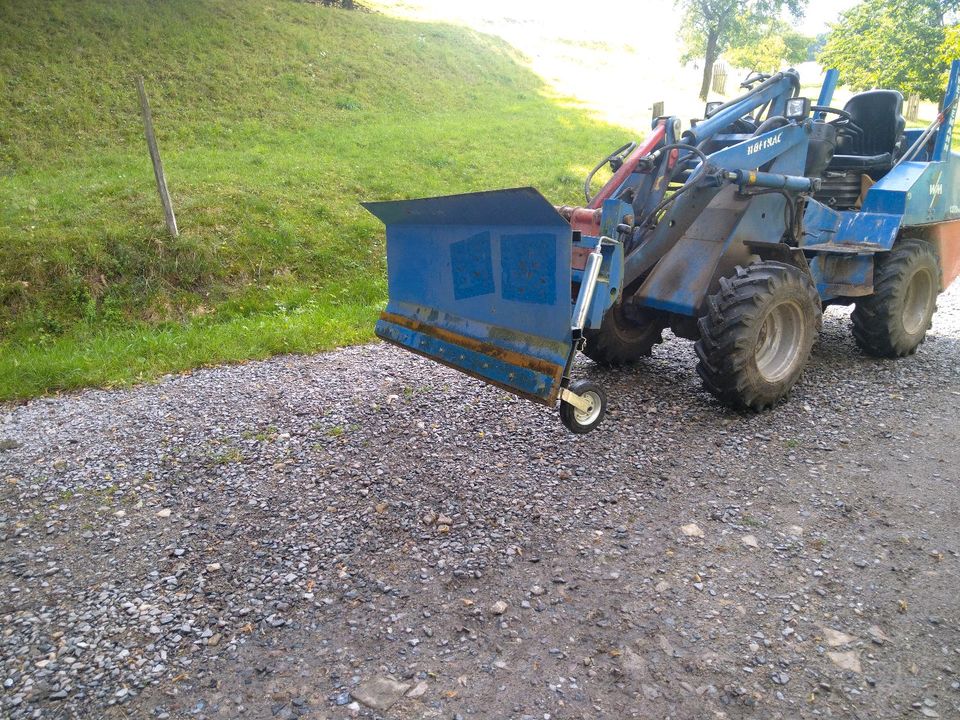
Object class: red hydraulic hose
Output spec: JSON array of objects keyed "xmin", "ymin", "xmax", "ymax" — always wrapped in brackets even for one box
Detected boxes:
[{"xmin": 587, "ymin": 120, "xmax": 667, "ymax": 209}]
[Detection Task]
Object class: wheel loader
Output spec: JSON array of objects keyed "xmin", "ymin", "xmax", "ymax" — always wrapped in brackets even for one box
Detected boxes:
[{"xmin": 364, "ymin": 61, "xmax": 960, "ymax": 433}]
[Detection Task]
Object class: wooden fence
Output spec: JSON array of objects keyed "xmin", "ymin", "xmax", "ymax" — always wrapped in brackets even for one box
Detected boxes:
[
  {"xmin": 712, "ymin": 63, "xmax": 727, "ymax": 95},
  {"xmin": 906, "ymin": 94, "xmax": 920, "ymax": 122}
]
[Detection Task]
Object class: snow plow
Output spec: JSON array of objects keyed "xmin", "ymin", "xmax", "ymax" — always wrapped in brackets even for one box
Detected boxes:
[{"xmin": 365, "ymin": 61, "xmax": 960, "ymax": 433}]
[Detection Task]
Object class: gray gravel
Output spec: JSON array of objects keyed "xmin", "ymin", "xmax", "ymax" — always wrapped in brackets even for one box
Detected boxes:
[{"xmin": 2, "ymin": 284, "xmax": 959, "ymax": 720}]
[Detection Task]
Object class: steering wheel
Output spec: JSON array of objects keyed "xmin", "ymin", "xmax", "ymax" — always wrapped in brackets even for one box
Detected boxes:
[
  {"xmin": 584, "ymin": 141, "xmax": 637, "ymax": 204},
  {"xmin": 810, "ymin": 105, "xmax": 864, "ymax": 150},
  {"xmin": 811, "ymin": 105, "xmax": 852, "ymax": 122}
]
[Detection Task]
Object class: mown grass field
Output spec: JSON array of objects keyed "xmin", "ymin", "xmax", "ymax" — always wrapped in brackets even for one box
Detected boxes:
[{"xmin": 0, "ymin": 0, "xmax": 632, "ymax": 401}]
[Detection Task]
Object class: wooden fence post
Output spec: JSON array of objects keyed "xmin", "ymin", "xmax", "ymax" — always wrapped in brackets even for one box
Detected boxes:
[
  {"xmin": 712, "ymin": 63, "xmax": 727, "ymax": 95},
  {"xmin": 136, "ymin": 76, "xmax": 179, "ymax": 238},
  {"xmin": 906, "ymin": 94, "xmax": 921, "ymax": 122}
]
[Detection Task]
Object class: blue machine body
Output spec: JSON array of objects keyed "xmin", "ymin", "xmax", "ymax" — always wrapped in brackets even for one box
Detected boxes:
[
  {"xmin": 630, "ymin": 122, "xmax": 813, "ymax": 315},
  {"xmin": 365, "ymin": 62, "xmax": 960, "ymax": 411}
]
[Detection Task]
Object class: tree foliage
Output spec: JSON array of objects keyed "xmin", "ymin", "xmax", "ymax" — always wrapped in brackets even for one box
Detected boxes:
[
  {"xmin": 726, "ymin": 34, "xmax": 789, "ymax": 72},
  {"xmin": 808, "ymin": 32, "xmax": 829, "ymax": 61},
  {"xmin": 677, "ymin": 0, "xmax": 808, "ymax": 99},
  {"xmin": 941, "ymin": 22, "xmax": 960, "ymax": 65},
  {"xmin": 726, "ymin": 19, "xmax": 813, "ymax": 72},
  {"xmin": 818, "ymin": 0, "xmax": 958, "ymax": 101}
]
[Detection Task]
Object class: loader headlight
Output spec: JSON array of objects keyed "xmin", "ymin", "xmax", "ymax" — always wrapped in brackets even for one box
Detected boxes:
[
  {"xmin": 786, "ymin": 97, "xmax": 811, "ymax": 120},
  {"xmin": 704, "ymin": 101, "xmax": 723, "ymax": 117}
]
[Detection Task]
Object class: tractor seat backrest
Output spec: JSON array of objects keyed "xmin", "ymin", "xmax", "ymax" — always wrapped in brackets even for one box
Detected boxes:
[{"xmin": 839, "ymin": 90, "xmax": 906, "ymax": 156}]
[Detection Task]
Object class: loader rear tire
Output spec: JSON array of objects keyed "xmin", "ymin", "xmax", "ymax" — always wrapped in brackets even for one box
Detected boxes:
[
  {"xmin": 851, "ymin": 238, "xmax": 940, "ymax": 357},
  {"xmin": 582, "ymin": 301, "xmax": 666, "ymax": 366},
  {"xmin": 695, "ymin": 261, "xmax": 822, "ymax": 411}
]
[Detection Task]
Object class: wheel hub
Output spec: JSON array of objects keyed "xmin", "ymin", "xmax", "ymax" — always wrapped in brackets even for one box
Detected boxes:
[
  {"xmin": 902, "ymin": 267, "xmax": 935, "ymax": 336},
  {"xmin": 754, "ymin": 300, "xmax": 806, "ymax": 383},
  {"xmin": 573, "ymin": 391, "xmax": 602, "ymax": 425}
]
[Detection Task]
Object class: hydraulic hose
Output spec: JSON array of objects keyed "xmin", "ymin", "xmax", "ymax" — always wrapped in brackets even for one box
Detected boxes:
[
  {"xmin": 635, "ymin": 143, "xmax": 711, "ymax": 226},
  {"xmin": 584, "ymin": 141, "xmax": 637, "ymax": 204}
]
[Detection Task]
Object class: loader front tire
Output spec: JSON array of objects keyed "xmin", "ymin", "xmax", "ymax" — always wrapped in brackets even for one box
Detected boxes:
[
  {"xmin": 695, "ymin": 261, "xmax": 822, "ymax": 411},
  {"xmin": 582, "ymin": 300, "xmax": 666, "ymax": 366},
  {"xmin": 851, "ymin": 238, "xmax": 940, "ymax": 357}
]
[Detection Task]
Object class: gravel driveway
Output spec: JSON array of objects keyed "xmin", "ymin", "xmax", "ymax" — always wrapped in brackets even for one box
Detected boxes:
[{"xmin": 2, "ymin": 286, "xmax": 959, "ymax": 720}]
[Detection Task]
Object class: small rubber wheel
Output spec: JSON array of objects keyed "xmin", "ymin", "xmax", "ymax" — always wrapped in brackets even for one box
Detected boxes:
[
  {"xmin": 559, "ymin": 380, "xmax": 607, "ymax": 434},
  {"xmin": 851, "ymin": 238, "xmax": 941, "ymax": 357}
]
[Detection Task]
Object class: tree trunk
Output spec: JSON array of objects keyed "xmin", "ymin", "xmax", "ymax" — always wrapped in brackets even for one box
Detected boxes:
[{"xmin": 699, "ymin": 29, "xmax": 720, "ymax": 101}]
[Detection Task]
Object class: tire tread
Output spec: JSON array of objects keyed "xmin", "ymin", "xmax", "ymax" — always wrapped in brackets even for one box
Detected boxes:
[
  {"xmin": 694, "ymin": 261, "xmax": 822, "ymax": 411},
  {"xmin": 851, "ymin": 238, "xmax": 941, "ymax": 357}
]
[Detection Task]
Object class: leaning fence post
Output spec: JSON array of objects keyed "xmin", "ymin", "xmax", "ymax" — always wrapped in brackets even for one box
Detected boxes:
[{"xmin": 136, "ymin": 76, "xmax": 179, "ymax": 238}]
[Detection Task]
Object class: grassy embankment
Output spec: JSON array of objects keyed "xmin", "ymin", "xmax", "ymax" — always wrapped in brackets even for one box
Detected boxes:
[{"xmin": 0, "ymin": 0, "xmax": 632, "ymax": 400}]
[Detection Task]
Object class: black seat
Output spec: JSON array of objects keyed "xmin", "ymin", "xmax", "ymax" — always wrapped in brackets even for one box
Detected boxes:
[{"xmin": 827, "ymin": 90, "xmax": 905, "ymax": 177}]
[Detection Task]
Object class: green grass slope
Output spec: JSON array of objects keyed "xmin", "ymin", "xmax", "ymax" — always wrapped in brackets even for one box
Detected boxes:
[{"xmin": 0, "ymin": 0, "xmax": 631, "ymax": 401}]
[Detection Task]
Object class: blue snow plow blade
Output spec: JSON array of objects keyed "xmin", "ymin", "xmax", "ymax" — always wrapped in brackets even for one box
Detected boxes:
[{"xmin": 363, "ymin": 187, "xmax": 574, "ymax": 405}]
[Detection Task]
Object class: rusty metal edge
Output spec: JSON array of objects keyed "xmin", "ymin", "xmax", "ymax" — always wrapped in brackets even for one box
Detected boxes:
[
  {"xmin": 378, "ymin": 312, "xmax": 565, "ymax": 406},
  {"xmin": 380, "ymin": 312, "xmax": 565, "ymax": 378},
  {"xmin": 377, "ymin": 330, "xmax": 561, "ymax": 407}
]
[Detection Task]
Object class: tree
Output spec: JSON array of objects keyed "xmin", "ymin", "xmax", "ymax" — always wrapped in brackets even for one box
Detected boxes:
[
  {"xmin": 677, "ymin": 0, "xmax": 808, "ymax": 99},
  {"xmin": 727, "ymin": 34, "xmax": 789, "ymax": 72},
  {"xmin": 818, "ymin": 0, "xmax": 959, "ymax": 101},
  {"xmin": 726, "ymin": 19, "xmax": 813, "ymax": 72},
  {"xmin": 782, "ymin": 28, "xmax": 814, "ymax": 63},
  {"xmin": 808, "ymin": 32, "xmax": 829, "ymax": 61},
  {"xmin": 940, "ymin": 22, "xmax": 960, "ymax": 66}
]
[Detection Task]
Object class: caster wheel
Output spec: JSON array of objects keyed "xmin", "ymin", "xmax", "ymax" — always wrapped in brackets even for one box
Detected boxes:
[{"xmin": 559, "ymin": 380, "xmax": 607, "ymax": 434}]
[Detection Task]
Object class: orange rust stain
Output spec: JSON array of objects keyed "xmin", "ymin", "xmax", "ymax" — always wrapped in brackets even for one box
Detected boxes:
[
  {"xmin": 913, "ymin": 219, "xmax": 960, "ymax": 288},
  {"xmin": 380, "ymin": 312, "xmax": 560, "ymax": 377}
]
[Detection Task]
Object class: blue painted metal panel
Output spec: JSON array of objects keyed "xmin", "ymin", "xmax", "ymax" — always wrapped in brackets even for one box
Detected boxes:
[
  {"xmin": 801, "ymin": 199, "xmax": 841, "ymax": 245},
  {"xmin": 366, "ymin": 186, "xmax": 570, "ymax": 227},
  {"xmin": 934, "ymin": 60, "xmax": 960, "ymax": 162},
  {"xmin": 633, "ymin": 123, "xmax": 810, "ymax": 315},
  {"xmin": 900, "ymin": 162, "xmax": 954, "ymax": 225},
  {"xmin": 816, "ymin": 69, "xmax": 839, "ymax": 114},
  {"xmin": 364, "ymin": 188, "xmax": 574, "ymax": 405},
  {"xmin": 685, "ymin": 72, "xmax": 799, "ymax": 145},
  {"xmin": 835, "ymin": 212, "xmax": 901, "ymax": 249},
  {"xmin": 500, "ymin": 232, "xmax": 558, "ymax": 305},
  {"xmin": 802, "ymin": 201, "xmax": 895, "ymax": 297},
  {"xmin": 809, "ymin": 254, "xmax": 874, "ymax": 300},
  {"xmin": 571, "ymin": 233, "xmax": 625, "ymax": 330},
  {"xmin": 862, "ymin": 161, "xmax": 928, "ymax": 216},
  {"xmin": 712, "ymin": 122, "xmax": 809, "ymax": 169},
  {"xmin": 450, "ymin": 231, "xmax": 494, "ymax": 300},
  {"xmin": 802, "ymin": 207, "xmax": 900, "ymax": 251},
  {"xmin": 856, "ymin": 158, "xmax": 960, "ymax": 227}
]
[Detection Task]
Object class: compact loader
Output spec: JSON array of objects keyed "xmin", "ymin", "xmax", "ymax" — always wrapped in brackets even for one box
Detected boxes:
[{"xmin": 365, "ymin": 62, "xmax": 960, "ymax": 432}]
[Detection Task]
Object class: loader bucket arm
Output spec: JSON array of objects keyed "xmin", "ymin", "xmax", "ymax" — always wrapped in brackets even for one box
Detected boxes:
[{"xmin": 364, "ymin": 188, "xmax": 576, "ymax": 406}]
